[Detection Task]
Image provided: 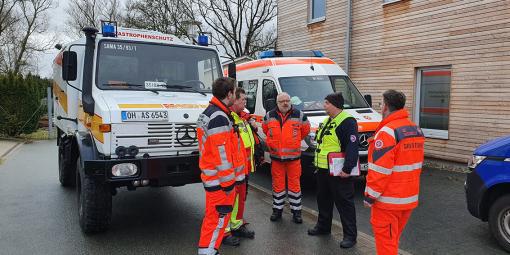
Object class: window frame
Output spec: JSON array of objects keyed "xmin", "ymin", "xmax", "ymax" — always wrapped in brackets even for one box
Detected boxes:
[
  {"xmin": 382, "ymin": 0, "xmax": 403, "ymax": 5},
  {"xmin": 308, "ymin": 0, "xmax": 326, "ymax": 24},
  {"xmin": 262, "ymin": 79, "xmax": 278, "ymax": 111},
  {"xmin": 414, "ymin": 66, "xmax": 452, "ymax": 140}
]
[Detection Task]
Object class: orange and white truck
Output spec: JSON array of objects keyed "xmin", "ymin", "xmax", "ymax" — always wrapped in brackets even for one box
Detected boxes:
[{"xmin": 232, "ymin": 50, "xmax": 381, "ymax": 175}]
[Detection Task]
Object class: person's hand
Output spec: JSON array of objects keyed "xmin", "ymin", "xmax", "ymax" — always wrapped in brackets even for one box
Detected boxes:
[
  {"xmin": 364, "ymin": 200, "xmax": 373, "ymax": 208},
  {"xmin": 339, "ymin": 171, "xmax": 350, "ymax": 178}
]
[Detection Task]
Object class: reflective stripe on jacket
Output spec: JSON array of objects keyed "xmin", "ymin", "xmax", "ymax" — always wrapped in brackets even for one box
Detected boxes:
[
  {"xmin": 364, "ymin": 109, "xmax": 425, "ymax": 210},
  {"xmin": 262, "ymin": 107, "xmax": 310, "ymax": 161},
  {"xmin": 197, "ymin": 97, "xmax": 246, "ymax": 192}
]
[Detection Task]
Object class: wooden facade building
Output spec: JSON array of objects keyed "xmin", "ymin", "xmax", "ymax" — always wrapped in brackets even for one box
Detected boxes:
[{"xmin": 277, "ymin": 0, "xmax": 510, "ymax": 163}]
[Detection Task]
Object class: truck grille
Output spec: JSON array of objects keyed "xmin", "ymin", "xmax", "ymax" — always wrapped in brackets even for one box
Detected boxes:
[
  {"xmin": 112, "ymin": 123, "xmax": 198, "ymax": 157},
  {"xmin": 358, "ymin": 132, "xmax": 374, "ymax": 151}
]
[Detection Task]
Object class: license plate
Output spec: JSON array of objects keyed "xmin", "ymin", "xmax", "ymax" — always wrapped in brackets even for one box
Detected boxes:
[
  {"xmin": 360, "ymin": 163, "xmax": 368, "ymax": 171},
  {"xmin": 121, "ymin": 111, "xmax": 168, "ymax": 122}
]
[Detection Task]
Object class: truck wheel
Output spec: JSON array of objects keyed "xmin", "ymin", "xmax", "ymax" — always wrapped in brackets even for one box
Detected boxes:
[
  {"xmin": 58, "ymin": 137, "xmax": 76, "ymax": 187},
  {"xmin": 76, "ymin": 156, "xmax": 112, "ymax": 234},
  {"xmin": 489, "ymin": 194, "xmax": 510, "ymax": 252}
]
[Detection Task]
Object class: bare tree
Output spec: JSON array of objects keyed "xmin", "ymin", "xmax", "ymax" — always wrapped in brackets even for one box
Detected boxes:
[
  {"xmin": 122, "ymin": 0, "xmax": 276, "ymax": 60},
  {"xmin": 0, "ymin": 0, "xmax": 19, "ymax": 37},
  {"xmin": 0, "ymin": 0, "xmax": 54, "ymax": 74},
  {"xmin": 65, "ymin": 0, "xmax": 123, "ymax": 37},
  {"xmin": 123, "ymin": 0, "xmax": 196, "ymax": 39},
  {"xmin": 193, "ymin": 0, "xmax": 277, "ymax": 60}
]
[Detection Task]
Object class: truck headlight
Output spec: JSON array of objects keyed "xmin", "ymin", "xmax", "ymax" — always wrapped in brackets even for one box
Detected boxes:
[
  {"xmin": 467, "ymin": 155, "xmax": 486, "ymax": 169},
  {"xmin": 112, "ymin": 163, "xmax": 138, "ymax": 177}
]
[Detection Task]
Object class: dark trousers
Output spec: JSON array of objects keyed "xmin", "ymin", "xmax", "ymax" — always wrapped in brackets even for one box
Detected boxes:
[{"xmin": 315, "ymin": 169, "xmax": 357, "ymax": 241}]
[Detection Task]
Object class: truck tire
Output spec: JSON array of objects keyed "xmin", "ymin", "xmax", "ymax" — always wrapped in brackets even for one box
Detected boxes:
[
  {"xmin": 76, "ymin": 156, "xmax": 112, "ymax": 234},
  {"xmin": 489, "ymin": 194, "xmax": 510, "ymax": 252},
  {"xmin": 58, "ymin": 136, "xmax": 76, "ymax": 187}
]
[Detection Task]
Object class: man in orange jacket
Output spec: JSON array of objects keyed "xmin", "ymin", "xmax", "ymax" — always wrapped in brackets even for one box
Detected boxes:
[
  {"xmin": 197, "ymin": 77, "xmax": 246, "ymax": 255},
  {"xmin": 262, "ymin": 92, "xmax": 310, "ymax": 223},
  {"xmin": 364, "ymin": 90, "xmax": 425, "ymax": 255}
]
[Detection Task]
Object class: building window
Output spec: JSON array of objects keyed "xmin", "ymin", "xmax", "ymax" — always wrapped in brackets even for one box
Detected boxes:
[
  {"xmin": 414, "ymin": 67, "xmax": 451, "ymax": 139},
  {"xmin": 309, "ymin": 0, "xmax": 326, "ymax": 24},
  {"xmin": 238, "ymin": 80, "xmax": 258, "ymax": 114},
  {"xmin": 383, "ymin": 0, "xmax": 403, "ymax": 4}
]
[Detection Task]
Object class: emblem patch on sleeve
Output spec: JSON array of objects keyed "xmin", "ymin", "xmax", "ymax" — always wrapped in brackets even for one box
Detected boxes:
[
  {"xmin": 375, "ymin": 140, "xmax": 384, "ymax": 149},
  {"xmin": 350, "ymin": 135, "xmax": 357, "ymax": 142}
]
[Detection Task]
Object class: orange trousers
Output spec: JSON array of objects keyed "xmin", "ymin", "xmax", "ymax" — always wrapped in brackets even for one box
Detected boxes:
[
  {"xmin": 271, "ymin": 160, "xmax": 302, "ymax": 211},
  {"xmin": 198, "ymin": 189, "xmax": 236, "ymax": 255},
  {"xmin": 370, "ymin": 206, "xmax": 413, "ymax": 255}
]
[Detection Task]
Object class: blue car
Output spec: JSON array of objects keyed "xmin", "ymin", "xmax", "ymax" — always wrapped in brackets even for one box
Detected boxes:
[{"xmin": 465, "ymin": 135, "xmax": 510, "ymax": 252}]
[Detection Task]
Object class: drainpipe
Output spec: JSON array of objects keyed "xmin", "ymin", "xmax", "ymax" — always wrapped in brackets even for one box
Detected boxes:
[
  {"xmin": 82, "ymin": 27, "xmax": 99, "ymax": 115},
  {"xmin": 344, "ymin": 0, "xmax": 352, "ymax": 75}
]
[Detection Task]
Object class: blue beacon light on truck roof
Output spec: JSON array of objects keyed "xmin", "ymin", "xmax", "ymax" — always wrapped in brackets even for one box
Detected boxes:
[
  {"xmin": 101, "ymin": 21, "xmax": 117, "ymax": 37},
  {"xmin": 259, "ymin": 50, "xmax": 324, "ymax": 59}
]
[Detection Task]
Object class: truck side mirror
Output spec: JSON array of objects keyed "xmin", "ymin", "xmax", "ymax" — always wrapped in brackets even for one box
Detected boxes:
[
  {"xmin": 62, "ymin": 51, "xmax": 77, "ymax": 81},
  {"xmin": 265, "ymin": 98, "xmax": 277, "ymax": 111},
  {"xmin": 364, "ymin": 94, "xmax": 372, "ymax": 107},
  {"xmin": 228, "ymin": 63, "xmax": 236, "ymax": 79}
]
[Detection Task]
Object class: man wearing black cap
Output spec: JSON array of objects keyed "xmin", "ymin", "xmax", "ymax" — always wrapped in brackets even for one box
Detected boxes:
[{"xmin": 308, "ymin": 92, "xmax": 359, "ymax": 249}]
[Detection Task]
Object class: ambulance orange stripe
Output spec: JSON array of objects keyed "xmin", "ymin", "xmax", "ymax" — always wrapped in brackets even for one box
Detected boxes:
[
  {"xmin": 273, "ymin": 58, "xmax": 336, "ymax": 66},
  {"xmin": 236, "ymin": 58, "xmax": 336, "ymax": 72},
  {"xmin": 358, "ymin": 122, "xmax": 379, "ymax": 132},
  {"xmin": 236, "ymin": 59, "xmax": 273, "ymax": 72}
]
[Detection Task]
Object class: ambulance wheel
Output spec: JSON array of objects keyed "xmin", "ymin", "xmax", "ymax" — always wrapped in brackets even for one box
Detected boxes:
[
  {"xmin": 488, "ymin": 194, "xmax": 510, "ymax": 252},
  {"xmin": 76, "ymin": 156, "xmax": 112, "ymax": 234},
  {"xmin": 58, "ymin": 136, "xmax": 76, "ymax": 187}
]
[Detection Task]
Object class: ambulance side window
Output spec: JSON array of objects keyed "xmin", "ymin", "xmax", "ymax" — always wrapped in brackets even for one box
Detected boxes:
[
  {"xmin": 238, "ymin": 80, "xmax": 258, "ymax": 113},
  {"xmin": 262, "ymin": 79, "xmax": 277, "ymax": 111}
]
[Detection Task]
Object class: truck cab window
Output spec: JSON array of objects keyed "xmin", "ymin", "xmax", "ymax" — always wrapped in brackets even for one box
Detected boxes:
[{"xmin": 96, "ymin": 41, "xmax": 220, "ymax": 92}]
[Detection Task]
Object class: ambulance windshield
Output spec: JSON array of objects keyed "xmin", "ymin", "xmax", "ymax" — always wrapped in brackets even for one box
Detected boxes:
[
  {"xmin": 279, "ymin": 75, "xmax": 369, "ymax": 111},
  {"xmin": 96, "ymin": 41, "xmax": 221, "ymax": 92}
]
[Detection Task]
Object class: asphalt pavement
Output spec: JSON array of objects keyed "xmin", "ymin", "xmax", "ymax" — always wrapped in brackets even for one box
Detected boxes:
[
  {"xmin": 0, "ymin": 140, "xmax": 378, "ymax": 255},
  {"xmin": 250, "ymin": 163, "xmax": 507, "ymax": 255}
]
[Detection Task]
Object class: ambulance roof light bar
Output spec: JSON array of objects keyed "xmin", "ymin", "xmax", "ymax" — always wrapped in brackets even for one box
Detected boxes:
[
  {"xmin": 258, "ymin": 50, "xmax": 324, "ymax": 59},
  {"xmin": 101, "ymin": 20, "xmax": 117, "ymax": 37}
]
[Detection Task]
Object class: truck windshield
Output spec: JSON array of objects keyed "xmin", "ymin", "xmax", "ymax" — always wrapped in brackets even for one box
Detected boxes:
[
  {"xmin": 96, "ymin": 41, "xmax": 221, "ymax": 92},
  {"xmin": 278, "ymin": 75, "xmax": 369, "ymax": 111}
]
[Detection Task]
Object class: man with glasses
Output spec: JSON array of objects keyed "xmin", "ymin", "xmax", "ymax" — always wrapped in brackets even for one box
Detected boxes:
[{"xmin": 262, "ymin": 92, "xmax": 310, "ymax": 223}]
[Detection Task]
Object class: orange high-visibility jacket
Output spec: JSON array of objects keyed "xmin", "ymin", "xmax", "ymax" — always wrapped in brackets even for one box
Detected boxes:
[
  {"xmin": 197, "ymin": 97, "xmax": 246, "ymax": 192},
  {"xmin": 262, "ymin": 107, "xmax": 310, "ymax": 161},
  {"xmin": 364, "ymin": 109, "xmax": 425, "ymax": 210}
]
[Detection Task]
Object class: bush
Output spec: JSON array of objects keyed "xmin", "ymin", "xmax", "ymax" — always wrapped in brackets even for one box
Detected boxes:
[{"xmin": 0, "ymin": 73, "xmax": 50, "ymax": 137}]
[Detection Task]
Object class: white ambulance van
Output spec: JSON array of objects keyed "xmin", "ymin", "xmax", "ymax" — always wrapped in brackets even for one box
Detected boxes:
[
  {"xmin": 233, "ymin": 50, "xmax": 381, "ymax": 176},
  {"xmin": 53, "ymin": 21, "xmax": 222, "ymax": 233}
]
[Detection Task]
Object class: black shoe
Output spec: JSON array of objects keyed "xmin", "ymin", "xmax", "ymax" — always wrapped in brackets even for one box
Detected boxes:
[
  {"xmin": 270, "ymin": 209, "xmax": 282, "ymax": 222},
  {"xmin": 232, "ymin": 225, "xmax": 255, "ymax": 239},
  {"xmin": 222, "ymin": 235, "xmax": 240, "ymax": 246},
  {"xmin": 340, "ymin": 239, "xmax": 356, "ymax": 249},
  {"xmin": 292, "ymin": 210, "xmax": 303, "ymax": 224},
  {"xmin": 307, "ymin": 226, "xmax": 331, "ymax": 236}
]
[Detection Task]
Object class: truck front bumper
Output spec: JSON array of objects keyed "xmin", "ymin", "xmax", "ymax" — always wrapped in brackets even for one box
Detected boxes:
[{"xmin": 83, "ymin": 153, "xmax": 201, "ymax": 187}]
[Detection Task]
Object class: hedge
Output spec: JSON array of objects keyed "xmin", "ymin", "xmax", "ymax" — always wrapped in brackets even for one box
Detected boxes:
[{"xmin": 0, "ymin": 73, "xmax": 50, "ymax": 137}]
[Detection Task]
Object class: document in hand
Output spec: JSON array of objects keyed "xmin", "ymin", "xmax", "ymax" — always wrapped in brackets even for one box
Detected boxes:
[{"xmin": 327, "ymin": 152, "xmax": 360, "ymax": 176}]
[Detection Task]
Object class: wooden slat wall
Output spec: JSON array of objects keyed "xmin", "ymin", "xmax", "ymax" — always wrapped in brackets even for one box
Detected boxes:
[
  {"xmin": 277, "ymin": 0, "xmax": 510, "ymax": 163},
  {"xmin": 277, "ymin": 0, "xmax": 348, "ymax": 68}
]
